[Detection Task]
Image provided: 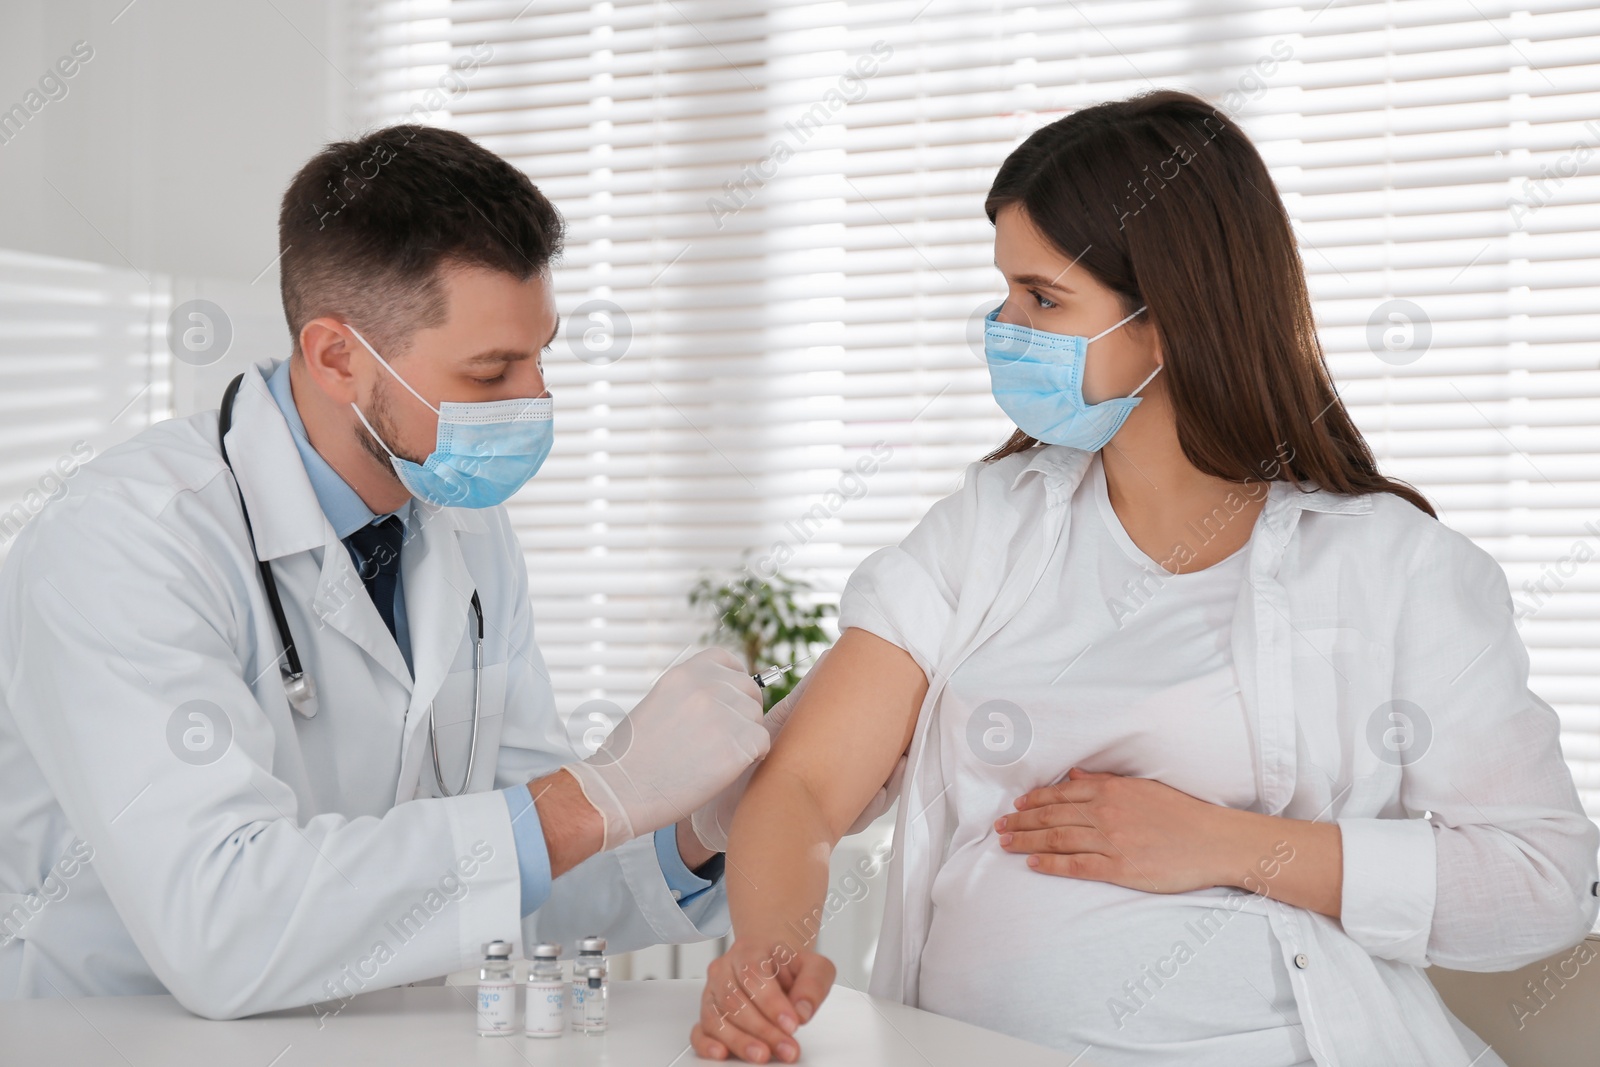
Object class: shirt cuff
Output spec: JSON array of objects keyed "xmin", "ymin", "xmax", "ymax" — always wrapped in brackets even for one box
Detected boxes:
[
  {"xmin": 1337, "ymin": 815, "xmax": 1437, "ymax": 966},
  {"xmin": 654, "ymin": 825, "xmax": 718, "ymax": 907},
  {"xmin": 502, "ymin": 784, "xmax": 554, "ymax": 917}
]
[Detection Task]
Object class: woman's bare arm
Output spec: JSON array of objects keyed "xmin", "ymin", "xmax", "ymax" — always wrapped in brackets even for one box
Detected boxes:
[
  {"xmin": 691, "ymin": 627, "xmax": 927, "ymax": 1063},
  {"xmin": 730, "ymin": 626, "xmax": 925, "ymax": 938}
]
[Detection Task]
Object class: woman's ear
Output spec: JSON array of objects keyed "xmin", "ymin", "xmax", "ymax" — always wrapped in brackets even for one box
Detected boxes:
[
  {"xmin": 1135, "ymin": 311, "xmax": 1163, "ymax": 367},
  {"xmin": 1122, "ymin": 316, "xmax": 1163, "ymax": 381}
]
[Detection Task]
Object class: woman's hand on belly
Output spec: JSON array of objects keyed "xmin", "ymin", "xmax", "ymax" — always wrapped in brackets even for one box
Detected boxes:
[
  {"xmin": 691, "ymin": 937, "xmax": 837, "ymax": 1063},
  {"xmin": 995, "ymin": 767, "xmax": 1345, "ymax": 917}
]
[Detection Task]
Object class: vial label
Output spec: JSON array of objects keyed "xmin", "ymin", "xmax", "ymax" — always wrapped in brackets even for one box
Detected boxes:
[
  {"xmin": 570, "ymin": 979, "xmax": 587, "ymax": 1031},
  {"xmin": 525, "ymin": 978, "xmax": 566, "ymax": 1037},
  {"xmin": 477, "ymin": 979, "xmax": 516, "ymax": 1035}
]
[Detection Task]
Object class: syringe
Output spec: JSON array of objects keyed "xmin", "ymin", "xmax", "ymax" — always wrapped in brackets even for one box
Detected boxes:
[{"xmin": 751, "ymin": 663, "xmax": 795, "ymax": 689}]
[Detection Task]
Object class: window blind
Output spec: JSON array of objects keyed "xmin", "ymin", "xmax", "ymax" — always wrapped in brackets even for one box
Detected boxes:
[
  {"xmin": 0, "ymin": 248, "xmax": 167, "ymax": 563},
  {"xmin": 351, "ymin": 1, "xmax": 1600, "ymax": 856}
]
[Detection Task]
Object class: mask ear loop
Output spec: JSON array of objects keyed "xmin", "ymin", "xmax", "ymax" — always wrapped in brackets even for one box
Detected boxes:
[
  {"xmin": 1084, "ymin": 305, "xmax": 1160, "ymax": 399},
  {"xmin": 1128, "ymin": 361, "xmax": 1163, "ymax": 398},
  {"xmin": 350, "ymin": 400, "xmax": 403, "ymax": 463},
  {"xmin": 1086, "ymin": 304, "xmax": 1147, "ymax": 344},
  {"xmin": 345, "ymin": 323, "xmax": 440, "ymax": 466},
  {"xmin": 345, "ymin": 323, "xmax": 441, "ymax": 415}
]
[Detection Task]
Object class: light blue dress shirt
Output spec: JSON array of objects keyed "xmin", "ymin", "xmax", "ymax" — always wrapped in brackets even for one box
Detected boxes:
[{"xmin": 265, "ymin": 359, "xmax": 715, "ymax": 915}]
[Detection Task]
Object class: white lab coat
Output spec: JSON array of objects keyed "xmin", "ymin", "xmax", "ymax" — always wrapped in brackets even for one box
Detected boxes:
[
  {"xmin": 843, "ymin": 444, "xmax": 1599, "ymax": 1067},
  {"xmin": 0, "ymin": 361, "xmax": 726, "ymax": 1019}
]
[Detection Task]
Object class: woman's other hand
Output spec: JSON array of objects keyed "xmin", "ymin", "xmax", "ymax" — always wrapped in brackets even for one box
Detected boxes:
[
  {"xmin": 996, "ymin": 767, "xmax": 1252, "ymax": 893},
  {"xmin": 995, "ymin": 767, "xmax": 1343, "ymax": 916},
  {"xmin": 691, "ymin": 937, "xmax": 837, "ymax": 1062}
]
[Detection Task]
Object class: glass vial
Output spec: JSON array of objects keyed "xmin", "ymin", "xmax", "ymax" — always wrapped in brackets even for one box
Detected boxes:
[
  {"xmin": 582, "ymin": 965, "xmax": 608, "ymax": 1034},
  {"xmin": 476, "ymin": 940, "xmax": 517, "ymax": 1036},
  {"xmin": 524, "ymin": 942, "xmax": 565, "ymax": 1038},
  {"xmin": 569, "ymin": 935, "xmax": 607, "ymax": 1032}
]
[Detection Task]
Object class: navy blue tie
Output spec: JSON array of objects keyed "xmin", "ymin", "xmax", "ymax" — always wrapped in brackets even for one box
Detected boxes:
[{"xmin": 346, "ymin": 515, "xmax": 405, "ymax": 641}]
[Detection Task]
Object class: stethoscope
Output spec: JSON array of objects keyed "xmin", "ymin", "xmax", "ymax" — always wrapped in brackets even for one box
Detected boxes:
[{"xmin": 217, "ymin": 373, "xmax": 484, "ymax": 797}]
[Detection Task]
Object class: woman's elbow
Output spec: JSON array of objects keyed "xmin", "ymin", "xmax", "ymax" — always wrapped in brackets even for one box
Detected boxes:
[{"xmin": 1433, "ymin": 861, "xmax": 1599, "ymax": 970}]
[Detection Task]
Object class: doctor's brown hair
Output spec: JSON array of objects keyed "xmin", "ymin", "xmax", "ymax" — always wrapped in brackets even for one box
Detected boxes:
[
  {"xmin": 982, "ymin": 90, "xmax": 1435, "ymax": 518},
  {"xmin": 278, "ymin": 124, "xmax": 564, "ymax": 360}
]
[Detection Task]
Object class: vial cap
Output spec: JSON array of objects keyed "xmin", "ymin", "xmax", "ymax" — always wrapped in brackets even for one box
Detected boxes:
[
  {"xmin": 577, "ymin": 936, "xmax": 607, "ymax": 953},
  {"xmin": 532, "ymin": 943, "xmax": 562, "ymax": 958},
  {"xmin": 482, "ymin": 940, "xmax": 514, "ymax": 958},
  {"xmin": 586, "ymin": 965, "xmax": 605, "ymax": 980}
]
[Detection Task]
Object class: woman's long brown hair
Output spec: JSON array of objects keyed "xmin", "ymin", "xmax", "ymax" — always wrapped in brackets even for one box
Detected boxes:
[{"xmin": 982, "ymin": 90, "xmax": 1434, "ymax": 518}]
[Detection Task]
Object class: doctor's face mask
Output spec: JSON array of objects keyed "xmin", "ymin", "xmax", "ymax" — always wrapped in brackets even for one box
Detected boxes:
[
  {"xmin": 345, "ymin": 323, "xmax": 554, "ymax": 509},
  {"xmin": 983, "ymin": 303, "xmax": 1156, "ymax": 451}
]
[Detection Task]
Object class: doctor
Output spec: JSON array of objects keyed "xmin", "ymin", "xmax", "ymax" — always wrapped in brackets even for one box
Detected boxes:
[{"xmin": 0, "ymin": 125, "xmax": 776, "ymax": 1019}]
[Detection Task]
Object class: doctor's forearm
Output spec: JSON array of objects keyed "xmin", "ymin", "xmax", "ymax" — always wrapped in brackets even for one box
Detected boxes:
[{"xmin": 530, "ymin": 769, "xmax": 605, "ymax": 879}]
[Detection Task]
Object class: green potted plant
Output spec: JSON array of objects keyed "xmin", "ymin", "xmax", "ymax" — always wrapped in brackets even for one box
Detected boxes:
[{"xmin": 688, "ymin": 562, "xmax": 833, "ymax": 706}]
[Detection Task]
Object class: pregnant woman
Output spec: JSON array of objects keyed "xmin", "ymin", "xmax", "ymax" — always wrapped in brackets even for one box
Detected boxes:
[{"xmin": 687, "ymin": 90, "xmax": 1599, "ymax": 1066}]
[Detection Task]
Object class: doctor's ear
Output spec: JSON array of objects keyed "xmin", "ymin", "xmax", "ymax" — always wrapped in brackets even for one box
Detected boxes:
[{"xmin": 298, "ymin": 318, "xmax": 364, "ymax": 404}]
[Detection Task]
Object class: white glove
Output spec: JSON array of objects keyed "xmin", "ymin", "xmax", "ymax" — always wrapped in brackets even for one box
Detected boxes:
[
  {"xmin": 565, "ymin": 647, "xmax": 767, "ymax": 852},
  {"xmin": 689, "ymin": 648, "xmax": 909, "ymax": 853}
]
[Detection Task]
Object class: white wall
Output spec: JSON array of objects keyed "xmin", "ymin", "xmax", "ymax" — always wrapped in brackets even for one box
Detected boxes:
[{"xmin": 0, "ymin": 0, "xmax": 361, "ymax": 413}]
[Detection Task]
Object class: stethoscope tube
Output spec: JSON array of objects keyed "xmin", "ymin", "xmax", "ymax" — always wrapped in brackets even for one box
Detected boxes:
[
  {"xmin": 217, "ymin": 372, "xmax": 484, "ymax": 797},
  {"xmin": 431, "ymin": 592, "xmax": 483, "ymax": 798},
  {"xmin": 219, "ymin": 374, "xmax": 316, "ymax": 714}
]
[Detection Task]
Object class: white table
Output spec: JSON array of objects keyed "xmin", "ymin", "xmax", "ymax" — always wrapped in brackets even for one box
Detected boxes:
[{"xmin": 0, "ymin": 980, "xmax": 1073, "ymax": 1066}]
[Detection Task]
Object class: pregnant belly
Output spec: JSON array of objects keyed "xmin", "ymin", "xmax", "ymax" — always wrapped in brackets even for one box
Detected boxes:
[{"xmin": 917, "ymin": 841, "xmax": 1306, "ymax": 1066}]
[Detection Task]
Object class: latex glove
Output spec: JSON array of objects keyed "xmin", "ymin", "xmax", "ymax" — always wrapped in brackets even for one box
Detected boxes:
[
  {"xmin": 566, "ymin": 647, "xmax": 767, "ymax": 852},
  {"xmin": 690, "ymin": 648, "xmax": 909, "ymax": 853}
]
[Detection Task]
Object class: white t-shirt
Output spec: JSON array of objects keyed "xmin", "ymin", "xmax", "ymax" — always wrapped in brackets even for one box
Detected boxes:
[{"xmin": 913, "ymin": 453, "xmax": 1313, "ymax": 1066}]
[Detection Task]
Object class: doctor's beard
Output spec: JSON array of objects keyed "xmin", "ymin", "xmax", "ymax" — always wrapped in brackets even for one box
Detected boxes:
[{"xmin": 353, "ymin": 373, "xmax": 423, "ymax": 483}]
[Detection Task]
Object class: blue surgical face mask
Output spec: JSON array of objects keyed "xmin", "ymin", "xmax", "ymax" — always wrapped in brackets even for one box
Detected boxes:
[
  {"xmin": 345, "ymin": 324, "xmax": 554, "ymax": 509},
  {"xmin": 984, "ymin": 303, "xmax": 1157, "ymax": 451}
]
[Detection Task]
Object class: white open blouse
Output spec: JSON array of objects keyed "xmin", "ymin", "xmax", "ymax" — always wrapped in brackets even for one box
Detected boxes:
[{"xmin": 838, "ymin": 444, "xmax": 1599, "ymax": 1067}]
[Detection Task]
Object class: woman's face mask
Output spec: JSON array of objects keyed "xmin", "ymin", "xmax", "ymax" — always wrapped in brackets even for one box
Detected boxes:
[
  {"xmin": 983, "ymin": 303, "xmax": 1157, "ymax": 451},
  {"xmin": 345, "ymin": 324, "xmax": 554, "ymax": 509}
]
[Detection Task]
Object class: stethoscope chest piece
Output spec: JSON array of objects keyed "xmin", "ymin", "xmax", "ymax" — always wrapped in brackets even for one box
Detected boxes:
[{"xmin": 284, "ymin": 670, "xmax": 317, "ymax": 718}]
